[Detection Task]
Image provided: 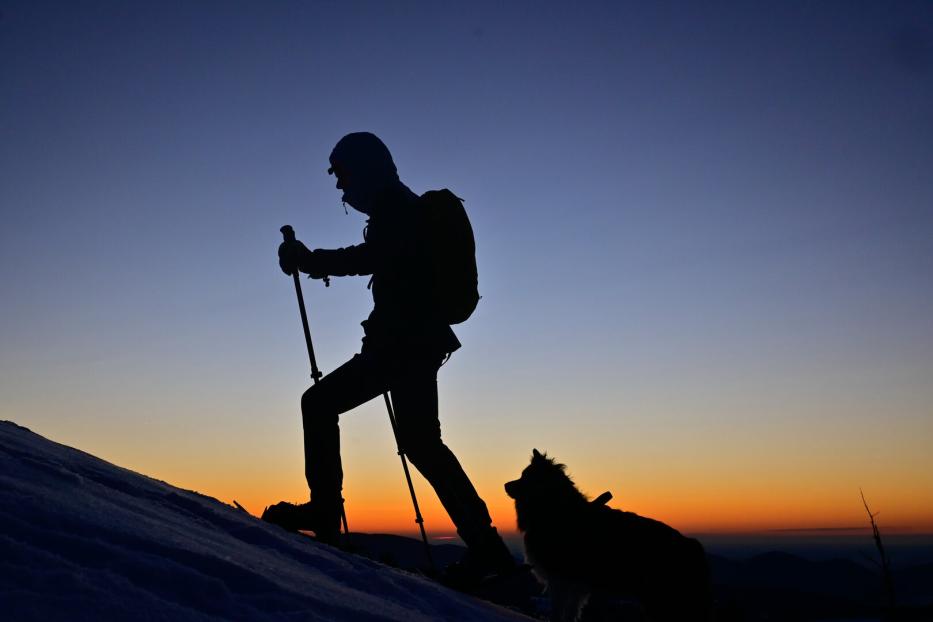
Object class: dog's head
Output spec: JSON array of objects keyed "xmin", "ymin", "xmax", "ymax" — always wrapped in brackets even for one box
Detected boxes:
[{"xmin": 505, "ymin": 448, "xmax": 583, "ymax": 506}]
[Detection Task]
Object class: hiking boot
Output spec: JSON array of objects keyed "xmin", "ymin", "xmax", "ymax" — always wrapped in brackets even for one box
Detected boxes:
[
  {"xmin": 260, "ymin": 501, "xmax": 340, "ymax": 544},
  {"xmin": 441, "ymin": 527, "xmax": 518, "ymax": 589}
]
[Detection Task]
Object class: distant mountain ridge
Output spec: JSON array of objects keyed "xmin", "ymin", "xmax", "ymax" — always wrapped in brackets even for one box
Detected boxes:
[
  {"xmin": 708, "ymin": 549, "xmax": 933, "ymax": 604},
  {"xmin": 706, "ymin": 545, "xmax": 933, "ymax": 620}
]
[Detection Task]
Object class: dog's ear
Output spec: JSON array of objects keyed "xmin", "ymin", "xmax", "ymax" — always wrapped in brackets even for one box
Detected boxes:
[{"xmin": 532, "ymin": 448, "xmax": 542, "ymax": 459}]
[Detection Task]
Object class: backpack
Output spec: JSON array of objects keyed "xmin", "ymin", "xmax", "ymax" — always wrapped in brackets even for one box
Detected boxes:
[{"xmin": 420, "ymin": 189, "xmax": 479, "ymax": 324}]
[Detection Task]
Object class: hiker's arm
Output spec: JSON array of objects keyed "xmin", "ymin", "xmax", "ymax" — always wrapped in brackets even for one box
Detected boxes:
[
  {"xmin": 304, "ymin": 243, "xmax": 374, "ymax": 277},
  {"xmin": 278, "ymin": 240, "xmax": 373, "ymax": 278}
]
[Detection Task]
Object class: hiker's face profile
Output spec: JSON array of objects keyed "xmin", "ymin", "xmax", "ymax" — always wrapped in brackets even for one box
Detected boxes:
[
  {"xmin": 334, "ymin": 170, "xmax": 349, "ymax": 192},
  {"xmin": 328, "ymin": 162, "xmax": 347, "ymax": 188},
  {"xmin": 329, "ymin": 163, "xmax": 353, "ymax": 205},
  {"xmin": 330, "ymin": 165, "xmax": 373, "ymax": 214}
]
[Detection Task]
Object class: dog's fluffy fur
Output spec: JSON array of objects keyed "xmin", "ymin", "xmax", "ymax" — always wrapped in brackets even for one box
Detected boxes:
[{"xmin": 505, "ymin": 450, "xmax": 711, "ymax": 622}]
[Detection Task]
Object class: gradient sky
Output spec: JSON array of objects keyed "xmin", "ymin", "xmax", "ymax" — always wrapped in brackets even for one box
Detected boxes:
[{"xmin": 2, "ymin": 1, "xmax": 932, "ymax": 539}]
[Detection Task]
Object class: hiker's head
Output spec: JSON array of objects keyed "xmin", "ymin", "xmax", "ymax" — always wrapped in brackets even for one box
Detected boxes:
[{"xmin": 328, "ymin": 132, "xmax": 399, "ymax": 215}]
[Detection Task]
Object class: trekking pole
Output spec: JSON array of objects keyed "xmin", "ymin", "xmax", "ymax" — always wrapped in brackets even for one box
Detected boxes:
[
  {"xmin": 383, "ymin": 391, "xmax": 436, "ymax": 574},
  {"xmin": 280, "ymin": 225, "xmax": 349, "ymax": 536}
]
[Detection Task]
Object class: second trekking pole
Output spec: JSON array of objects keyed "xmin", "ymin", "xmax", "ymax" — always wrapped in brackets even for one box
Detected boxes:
[
  {"xmin": 384, "ymin": 391, "xmax": 436, "ymax": 574},
  {"xmin": 280, "ymin": 225, "xmax": 349, "ymax": 536}
]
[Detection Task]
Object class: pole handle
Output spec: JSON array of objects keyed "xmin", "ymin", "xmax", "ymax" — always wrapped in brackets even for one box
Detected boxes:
[{"xmin": 280, "ymin": 224, "xmax": 329, "ymax": 286}]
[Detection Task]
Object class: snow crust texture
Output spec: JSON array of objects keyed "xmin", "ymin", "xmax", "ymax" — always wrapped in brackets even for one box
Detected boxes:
[{"xmin": 0, "ymin": 421, "xmax": 531, "ymax": 621}]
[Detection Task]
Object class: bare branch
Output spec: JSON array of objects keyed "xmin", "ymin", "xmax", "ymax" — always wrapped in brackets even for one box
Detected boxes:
[{"xmin": 860, "ymin": 488, "xmax": 896, "ymax": 609}]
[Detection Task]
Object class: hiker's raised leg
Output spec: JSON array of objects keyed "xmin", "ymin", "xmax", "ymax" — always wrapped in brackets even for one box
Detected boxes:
[{"xmin": 301, "ymin": 353, "xmax": 385, "ymax": 526}]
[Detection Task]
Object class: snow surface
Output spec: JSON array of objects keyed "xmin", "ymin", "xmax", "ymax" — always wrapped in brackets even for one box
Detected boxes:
[{"xmin": 0, "ymin": 421, "xmax": 533, "ymax": 621}]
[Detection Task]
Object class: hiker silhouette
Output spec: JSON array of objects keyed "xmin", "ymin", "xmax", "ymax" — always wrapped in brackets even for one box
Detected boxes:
[{"xmin": 272, "ymin": 132, "xmax": 514, "ymax": 578}]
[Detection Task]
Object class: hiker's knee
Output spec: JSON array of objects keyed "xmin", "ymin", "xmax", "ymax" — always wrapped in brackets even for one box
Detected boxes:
[
  {"xmin": 402, "ymin": 433, "xmax": 445, "ymax": 470},
  {"xmin": 300, "ymin": 386, "xmax": 317, "ymax": 416},
  {"xmin": 301, "ymin": 386, "xmax": 337, "ymax": 428},
  {"xmin": 394, "ymin": 410, "xmax": 441, "ymax": 449}
]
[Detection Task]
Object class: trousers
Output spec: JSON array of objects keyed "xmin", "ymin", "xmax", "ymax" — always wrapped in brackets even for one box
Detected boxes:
[{"xmin": 301, "ymin": 347, "xmax": 495, "ymax": 547}]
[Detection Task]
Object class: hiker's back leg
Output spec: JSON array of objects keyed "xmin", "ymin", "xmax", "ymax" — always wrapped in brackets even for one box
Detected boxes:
[{"xmin": 389, "ymin": 362, "xmax": 499, "ymax": 550}]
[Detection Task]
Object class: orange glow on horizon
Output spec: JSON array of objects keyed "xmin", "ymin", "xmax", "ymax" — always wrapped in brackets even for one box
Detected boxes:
[
  {"xmin": 220, "ymin": 484, "xmax": 933, "ymax": 539},
  {"xmin": 62, "ymin": 418, "xmax": 933, "ymax": 541}
]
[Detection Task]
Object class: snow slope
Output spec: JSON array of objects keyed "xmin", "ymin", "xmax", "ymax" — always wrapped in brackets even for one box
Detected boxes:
[{"xmin": 0, "ymin": 421, "xmax": 532, "ymax": 621}]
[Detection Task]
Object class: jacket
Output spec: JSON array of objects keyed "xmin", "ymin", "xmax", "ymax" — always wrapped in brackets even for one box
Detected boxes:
[{"xmin": 309, "ymin": 186, "xmax": 461, "ymax": 357}]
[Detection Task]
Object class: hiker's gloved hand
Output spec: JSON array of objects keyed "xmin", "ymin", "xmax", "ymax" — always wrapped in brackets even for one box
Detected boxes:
[
  {"xmin": 278, "ymin": 240, "xmax": 329, "ymax": 279},
  {"xmin": 278, "ymin": 239, "xmax": 312, "ymax": 276},
  {"xmin": 278, "ymin": 239, "xmax": 307, "ymax": 276}
]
